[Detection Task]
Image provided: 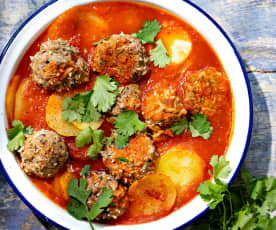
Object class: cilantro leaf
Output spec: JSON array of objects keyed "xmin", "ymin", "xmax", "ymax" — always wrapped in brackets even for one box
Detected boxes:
[
  {"xmin": 189, "ymin": 112, "xmax": 213, "ymax": 139},
  {"xmin": 87, "ymin": 129, "xmax": 106, "ymax": 160},
  {"xmin": 106, "ymin": 136, "xmax": 114, "ymax": 146},
  {"xmin": 115, "ymin": 134, "xmax": 129, "ymax": 149},
  {"xmin": 232, "ymin": 205, "xmax": 256, "ymax": 230},
  {"xmin": 7, "ymin": 120, "xmax": 24, "ymax": 139},
  {"xmin": 7, "ymin": 120, "xmax": 33, "ymax": 152},
  {"xmin": 170, "ymin": 118, "xmax": 188, "ymax": 135},
  {"xmin": 75, "ymin": 127, "xmax": 93, "ymax": 148},
  {"xmin": 93, "ymin": 36, "xmax": 111, "ymax": 45},
  {"xmin": 210, "ymin": 155, "xmax": 232, "ymax": 179},
  {"xmin": 150, "ymin": 39, "xmax": 170, "ymax": 68},
  {"xmin": 80, "ymin": 165, "xmax": 91, "ymax": 176},
  {"xmin": 115, "ymin": 111, "xmax": 145, "ymax": 137},
  {"xmin": 89, "ymin": 187, "xmax": 113, "ymax": 220},
  {"xmin": 115, "ymin": 156, "xmax": 129, "ymax": 163},
  {"xmin": 134, "ymin": 20, "xmax": 161, "ymax": 44},
  {"xmin": 83, "ymin": 98, "xmax": 101, "ymax": 123},
  {"xmin": 67, "ymin": 178, "xmax": 91, "ymax": 205},
  {"xmin": 62, "ymin": 96, "xmax": 86, "ymax": 123},
  {"xmin": 67, "ymin": 197, "xmax": 89, "ymax": 220},
  {"xmin": 91, "ymin": 75, "xmax": 119, "ymax": 113}
]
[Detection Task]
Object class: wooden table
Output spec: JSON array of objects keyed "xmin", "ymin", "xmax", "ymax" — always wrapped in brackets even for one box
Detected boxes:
[{"xmin": 0, "ymin": 0, "xmax": 275, "ymax": 229}]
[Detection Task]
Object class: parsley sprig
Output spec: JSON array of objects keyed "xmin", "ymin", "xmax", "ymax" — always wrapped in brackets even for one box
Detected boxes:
[
  {"xmin": 170, "ymin": 113, "xmax": 213, "ymax": 139},
  {"xmin": 66, "ymin": 178, "xmax": 113, "ymax": 230},
  {"xmin": 7, "ymin": 120, "xmax": 33, "ymax": 152},
  {"xmin": 133, "ymin": 20, "xmax": 170, "ymax": 68},
  {"xmin": 195, "ymin": 156, "xmax": 276, "ymax": 230},
  {"xmin": 62, "ymin": 75, "xmax": 118, "ymax": 124},
  {"xmin": 114, "ymin": 111, "xmax": 146, "ymax": 149},
  {"xmin": 75, "ymin": 128, "xmax": 106, "ymax": 160}
]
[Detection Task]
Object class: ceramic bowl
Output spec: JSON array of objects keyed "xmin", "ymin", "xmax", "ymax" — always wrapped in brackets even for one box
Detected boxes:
[{"xmin": 0, "ymin": 0, "xmax": 252, "ymax": 229}]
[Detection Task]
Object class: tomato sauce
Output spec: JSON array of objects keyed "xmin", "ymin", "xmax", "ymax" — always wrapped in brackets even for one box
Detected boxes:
[{"xmin": 5, "ymin": 1, "xmax": 233, "ymax": 225}]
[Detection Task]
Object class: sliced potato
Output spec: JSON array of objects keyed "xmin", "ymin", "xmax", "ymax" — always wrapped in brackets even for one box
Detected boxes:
[
  {"xmin": 6, "ymin": 74, "xmax": 21, "ymax": 122},
  {"xmin": 72, "ymin": 119, "xmax": 103, "ymax": 131},
  {"xmin": 156, "ymin": 146, "xmax": 206, "ymax": 191},
  {"xmin": 53, "ymin": 170, "xmax": 75, "ymax": 199},
  {"xmin": 128, "ymin": 173, "xmax": 176, "ymax": 217},
  {"xmin": 14, "ymin": 78, "xmax": 32, "ymax": 120},
  {"xmin": 161, "ymin": 31, "xmax": 192, "ymax": 64},
  {"xmin": 46, "ymin": 94, "xmax": 80, "ymax": 136}
]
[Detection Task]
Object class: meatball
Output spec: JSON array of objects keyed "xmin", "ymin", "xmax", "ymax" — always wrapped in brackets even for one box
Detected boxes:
[
  {"xmin": 92, "ymin": 34, "xmax": 149, "ymax": 84},
  {"xmin": 86, "ymin": 172, "xmax": 128, "ymax": 220},
  {"xmin": 30, "ymin": 39, "xmax": 89, "ymax": 92},
  {"xmin": 19, "ymin": 129, "xmax": 68, "ymax": 178},
  {"xmin": 107, "ymin": 84, "xmax": 141, "ymax": 122},
  {"xmin": 101, "ymin": 133, "xmax": 156, "ymax": 184},
  {"xmin": 183, "ymin": 67, "xmax": 230, "ymax": 116},
  {"xmin": 142, "ymin": 85, "xmax": 187, "ymax": 127}
]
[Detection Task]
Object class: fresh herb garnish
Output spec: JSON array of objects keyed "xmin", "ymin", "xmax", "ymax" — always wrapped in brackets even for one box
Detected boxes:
[
  {"xmin": 170, "ymin": 117, "xmax": 188, "ymax": 135},
  {"xmin": 62, "ymin": 75, "xmax": 118, "ymax": 123},
  {"xmin": 7, "ymin": 120, "xmax": 33, "ymax": 152},
  {"xmin": 150, "ymin": 39, "xmax": 170, "ymax": 68},
  {"xmin": 66, "ymin": 178, "xmax": 113, "ymax": 230},
  {"xmin": 170, "ymin": 113, "xmax": 213, "ymax": 139},
  {"xmin": 114, "ymin": 111, "xmax": 146, "ymax": 149},
  {"xmin": 80, "ymin": 165, "xmax": 91, "ymax": 176},
  {"xmin": 91, "ymin": 75, "xmax": 119, "ymax": 113},
  {"xmin": 195, "ymin": 156, "xmax": 276, "ymax": 230},
  {"xmin": 93, "ymin": 36, "xmax": 111, "ymax": 45},
  {"xmin": 133, "ymin": 20, "xmax": 170, "ymax": 68},
  {"xmin": 75, "ymin": 128, "xmax": 106, "ymax": 160},
  {"xmin": 106, "ymin": 136, "xmax": 114, "ymax": 146},
  {"xmin": 134, "ymin": 20, "xmax": 161, "ymax": 44},
  {"xmin": 115, "ymin": 156, "xmax": 129, "ymax": 163}
]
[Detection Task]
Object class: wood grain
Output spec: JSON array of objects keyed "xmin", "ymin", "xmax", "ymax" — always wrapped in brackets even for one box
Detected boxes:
[{"xmin": 0, "ymin": 0, "xmax": 275, "ymax": 229}]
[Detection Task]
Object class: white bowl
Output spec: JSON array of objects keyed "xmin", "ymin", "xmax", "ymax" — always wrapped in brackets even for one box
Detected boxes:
[{"xmin": 0, "ymin": 0, "xmax": 252, "ymax": 229}]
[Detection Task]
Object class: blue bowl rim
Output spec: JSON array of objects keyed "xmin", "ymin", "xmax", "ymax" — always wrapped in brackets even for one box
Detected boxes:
[{"xmin": 0, "ymin": 0, "xmax": 253, "ymax": 229}]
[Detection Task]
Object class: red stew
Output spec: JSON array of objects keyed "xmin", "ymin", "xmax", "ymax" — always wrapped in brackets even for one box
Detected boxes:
[{"xmin": 6, "ymin": 1, "xmax": 233, "ymax": 225}]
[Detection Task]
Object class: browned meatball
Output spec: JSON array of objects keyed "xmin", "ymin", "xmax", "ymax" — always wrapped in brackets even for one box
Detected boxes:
[
  {"xmin": 142, "ymin": 84, "xmax": 187, "ymax": 127},
  {"xmin": 30, "ymin": 39, "xmax": 89, "ymax": 92},
  {"xmin": 19, "ymin": 129, "xmax": 68, "ymax": 178},
  {"xmin": 86, "ymin": 172, "xmax": 128, "ymax": 220},
  {"xmin": 92, "ymin": 34, "xmax": 149, "ymax": 84},
  {"xmin": 101, "ymin": 133, "xmax": 156, "ymax": 185},
  {"xmin": 183, "ymin": 67, "xmax": 230, "ymax": 116},
  {"xmin": 107, "ymin": 84, "xmax": 141, "ymax": 122}
]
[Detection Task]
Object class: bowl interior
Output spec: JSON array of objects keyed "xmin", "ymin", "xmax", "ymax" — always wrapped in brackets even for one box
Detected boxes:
[{"xmin": 0, "ymin": 0, "xmax": 252, "ymax": 229}]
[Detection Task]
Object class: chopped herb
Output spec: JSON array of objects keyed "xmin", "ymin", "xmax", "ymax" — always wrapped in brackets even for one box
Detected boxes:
[
  {"xmin": 189, "ymin": 112, "xmax": 213, "ymax": 139},
  {"xmin": 170, "ymin": 118, "xmax": 188, "ymax": 135},
  {"xmin": 7, "ymin": 120, "xmax": 33, "ymax": 152},
  {"xmin": 80, "ymin": 165, "xmax": 91, "ymax": 176},
  {"xmin": 150, "ymin": 39, "xmax": 170, "ymax": 68},
  {"xmin": 93, "ymin": 36, "xmax": 111, "ymax": 45},
  {"xmin": 75, "ymin": 127, "xmax": 93, "ymax": 148},
  {"xmin": 86, "ymin": 129, "xmax": 106, "ymax": 160},
  {"xmin": 67, "ymin": 177, "xmax": 113, "ymax": 230},
  {"xmin": 134, "ymin": 20, "xmax": 161, "ymax": 44},
  {"xmin": 91, "ymin": 75, "xmax": 119, "ymax": 113},
  {"xmin": 115, "ymin": 156, "xmax": 129, "ymax": 163},
  {"xmin": 114, "ymin": 111, "xmax": 145, "ymax": 148},
  {"xmin": 106, "ymin": 136, "xmax": 114, "ymax": 146}
]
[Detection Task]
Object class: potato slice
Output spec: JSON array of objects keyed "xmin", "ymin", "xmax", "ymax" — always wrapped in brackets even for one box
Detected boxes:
[
  {"xmin": 14, "ymin": 78, "xmax": 32, "ymax": 120},
  {"xmin": 128, "ymin": 173, "xmax": 176, "ymax": 217},
  {"xmin": 6, "ymin": 74, "xmax": 21, "ymax": 122},
  {"xmin": 46, "ymin": 94, "xmax": 80, "ymax": 136},
  {"xmin": 156, "ymin": 146, "xmax": 206, "ymax": 191},
  {"xmin": 53, "ymin": 170, "xmax": 75, "ymax": 199},
  {"xmin": 161, "ymin": 31, "xmax": 192, "ymax": 64}
]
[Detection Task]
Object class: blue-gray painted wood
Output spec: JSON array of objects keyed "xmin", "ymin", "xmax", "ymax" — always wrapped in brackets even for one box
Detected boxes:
[{"xmin": 0, "ymin": 0, "xmax": 275, "ymax": 229}]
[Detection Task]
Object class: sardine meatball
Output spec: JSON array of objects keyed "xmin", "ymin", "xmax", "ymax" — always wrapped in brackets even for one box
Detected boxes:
[
  {"xmin": 183, "ymin": 67, "xmax": 230, "ymax": 116},
  {"xmin": 92, "ymin": 34, "xmax": 149, "ymax": 84},
  {"xmin": 30, "ymin": 39, "xmax": 89, "ymax": 92},
  {"xmin": 19, "ymin": 129, "xmax": 68, "ymax": 178},
  {"xmin": 86, "ymin": 172, "xmax": 129, "ymax": 220},
  {"xmin": 142, "ymin": 84, "xmax": 187, "ymax": 127},
  {"xmin": 101, "ymin": 134, "xmax": 156, "ymax": 184},
  {"xmin": 107, "ymin": 84, "xmax": 141, "ymax": 122}
]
